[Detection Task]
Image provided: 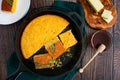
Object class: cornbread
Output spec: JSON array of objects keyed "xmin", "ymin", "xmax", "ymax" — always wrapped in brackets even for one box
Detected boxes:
[
  {"xmin": 2, "ymin": 0, "xmax": 17, "ymax": 12},
  {"xmin": 33, "ymin": 54, "xmax": 52, "ymax": 69},
  {"xmin": 33, "ymin": 54, "xmax": 52, "ymax": 65},
  {"xmin": 59, "ymin": 30, "xmax": 77, "ymax": 49},
  {"xmin": 45, "ymin": 37, "xmax": 66, "ymax": 59},
  {"xmin": 45, "ymin": 37, "xmax": 59, "ymax": 49},
  {"xmin": 21, "ymin": 14, "xmax": 69, "ymax": 59}
]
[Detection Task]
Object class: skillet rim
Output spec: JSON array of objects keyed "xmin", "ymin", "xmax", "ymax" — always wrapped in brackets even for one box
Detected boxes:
[{"xmin": 15, "ymin": 9, "xmax": 84, "ymax": 77}]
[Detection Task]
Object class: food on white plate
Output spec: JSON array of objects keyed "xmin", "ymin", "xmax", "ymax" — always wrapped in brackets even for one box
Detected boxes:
[
  {"xmin": 1, "ymin": 0, "xmax": 17, "ymax": 12},
  {"xmin": 87, "ymin": 0, "xmax": 104, "ymax": 12},
  {"xmin": 101, "ymin": 9, "xmax": 113, "ymax": 23},
  {"xmin": 21, "ymin": 14, "xmax": 69, "ymax": 59},
  {"xmin": 79, "ymin": 0, "xmax": 117, "ymax": 29}
]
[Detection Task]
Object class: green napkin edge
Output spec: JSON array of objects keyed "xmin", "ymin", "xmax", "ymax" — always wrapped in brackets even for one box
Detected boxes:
[{"xmin": 50, "ymin": 1, "xmax": 86, "ymax": 36}]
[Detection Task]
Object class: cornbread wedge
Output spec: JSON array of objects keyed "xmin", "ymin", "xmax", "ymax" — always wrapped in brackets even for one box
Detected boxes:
[
  {"xmin": 79, "ymin": 0, "xmax": 117, "ymax": 29},
  {"xmin": 21, "ymin": 14, "xmax": 69, "ymax": 59},
  {"xmin": 2, "ymin": 0, "xmax": 17, "ymax": 12},
  {"xmin": 59, "ymin": 30, "xmax": 77, "ymax": 49},
  {"xmin": 33, "ymin": 54, "xmax": 52, "ymax": 65},
  {"xmin": 33, "ymin": 54, "xmax": 53, "ymax": 69}
]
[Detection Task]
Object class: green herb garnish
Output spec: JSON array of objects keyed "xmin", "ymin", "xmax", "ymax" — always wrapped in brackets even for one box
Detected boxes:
[
  {"xmin": 6, "ymin": 0, "xmax": 13, "ymax": 6},
  {"xmin": 35, "ymin": 62, "xmax": 50, "ymax": 69},
  {"xmin": 49, "ymin": 59, "xmax": 56, "ymax": 64},
  {"xmin": 49, "ymin": 58, "xmax": 62, "ymax": 68},
  {"xmin": 66, "ymin": 48, "xmax": 71, "ymax": 52},
  {"xmin": 35, "ymin": 58, "xmax": 63, "ymax": 69},
  {"xmin": 66, "ymin": 53, "xmax": 73, "ymax": 58}
]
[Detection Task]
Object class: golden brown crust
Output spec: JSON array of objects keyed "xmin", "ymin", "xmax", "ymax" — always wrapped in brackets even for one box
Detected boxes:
[
  {"xmin": 46, "ymin": 41, "xmax": 66, "ymax": 59},
  {"xmin": 2, "ymin": 0, "xmax": 12, "ymax": 11},
  {"xmin": 79, "ymin": 0, "xmax": 117, "ymax": 29},
  {"xmin": 33, "ymin": 54, "xmax": 52, "ymax": 65},
  {"xmin": 59, "ymin": 30, "xmax": 77, "ymax": 49}
]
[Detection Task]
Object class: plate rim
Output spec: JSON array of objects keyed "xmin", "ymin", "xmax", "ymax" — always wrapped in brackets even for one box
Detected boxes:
[{"xmin": 0, "ymin": 0, "xmax": 31, "ymax": 25}]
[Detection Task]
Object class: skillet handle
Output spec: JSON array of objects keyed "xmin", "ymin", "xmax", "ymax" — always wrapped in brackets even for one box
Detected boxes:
[
  {"xmin": 68, "ymin": 12, "xmax": 85, "ymax": 35},
  {"xmin": 68, "ymin": 12, "xmax": 88, "ymax": 68},
  {"xmin": 68, "ymin": 11, "xmax": 87, "ymax": 49},
  {"xmin": 6, "ymin": 63, "xmax": 27, "ymax": 80}
]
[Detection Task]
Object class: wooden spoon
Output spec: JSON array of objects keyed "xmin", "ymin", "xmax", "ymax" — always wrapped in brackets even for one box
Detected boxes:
[{"xmin": 79, "ymin": 44, "xmax": 106, "ymax": 73}]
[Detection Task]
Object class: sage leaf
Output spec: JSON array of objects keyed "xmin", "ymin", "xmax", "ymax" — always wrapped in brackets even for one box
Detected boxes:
[{"xmin": 6, "ymin": 0, "xmax": 13, "ymax": 6}]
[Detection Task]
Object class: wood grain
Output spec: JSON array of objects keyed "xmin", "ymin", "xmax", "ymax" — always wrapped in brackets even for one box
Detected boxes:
[
  {"xmin": 113, "ymin": 0, "xmax": 120, "ymax": 80},
  {"xmin": 0, "ymin": 0, "xmax": 120, "ymax": 80}
]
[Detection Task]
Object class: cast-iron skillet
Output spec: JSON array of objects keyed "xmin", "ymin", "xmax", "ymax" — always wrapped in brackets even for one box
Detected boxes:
[{"xmin": 6, "ymin": 9, "xmax": 85, "ymax": 80}]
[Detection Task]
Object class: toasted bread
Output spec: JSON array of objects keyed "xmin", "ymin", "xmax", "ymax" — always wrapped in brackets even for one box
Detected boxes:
[
  {"xmin": 2, "ymin": 0, "xmax": 17, "ymax": 12},
  {"xmin": 79, "ymin": 0, "xmax": 117, "ymax": 29}
]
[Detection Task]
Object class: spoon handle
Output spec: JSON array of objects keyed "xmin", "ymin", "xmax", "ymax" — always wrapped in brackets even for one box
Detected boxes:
[{"xmin": 79, "ymin": 44, "xmax": 106, "ymax": 73}]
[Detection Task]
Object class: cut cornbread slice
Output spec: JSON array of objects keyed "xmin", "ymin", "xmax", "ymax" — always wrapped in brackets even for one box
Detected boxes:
[
  {"xmin": 33, "ymin": 54, "xmax": 52, "ymax": 65},
  {"xmin": 2, "ymin": 0, "xmax": 17, "ymax": 12},
  {"xmin": 45, "ymin": 37, "xmax": 59, "ymax": 49},
  {"xmin": 59, "ymin": 30, "xmax": 77, "ymax": 49},
  {"xmin": 45, "ymin": 37, "xmax": 66, "ymax": 59},
  {"xmin": 21, "ymin": 14, "xmax": 69, "ymax": 59},
  {"xmin": 11, "ymin": 0, "xmax": 17, "ymax": 12},
  {"xmin": 33, "ymin": 54, "xmax": 52, "ymax": 69}
]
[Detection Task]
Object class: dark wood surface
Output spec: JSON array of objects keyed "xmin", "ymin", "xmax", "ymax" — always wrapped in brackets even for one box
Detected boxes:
[{"xmin": 0, "ymin": 0, "xmax": 120, "ymax": 80}]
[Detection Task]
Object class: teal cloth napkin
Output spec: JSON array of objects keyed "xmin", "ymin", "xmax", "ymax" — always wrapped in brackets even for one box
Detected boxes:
[
  {"xmin": 6, "ymin": 1, "xmax": 86, "ymax": 80},
  {"xmin": 50, "ymin": 1, "xmax": 86, "ymax": 36}
]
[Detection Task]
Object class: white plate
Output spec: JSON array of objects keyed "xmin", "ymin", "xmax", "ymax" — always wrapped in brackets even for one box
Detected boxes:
[{"xmin": 0, "ymin": 0, "xmax": 30, "ymax": 25}]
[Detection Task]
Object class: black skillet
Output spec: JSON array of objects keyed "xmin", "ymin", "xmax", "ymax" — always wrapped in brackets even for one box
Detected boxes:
[{"xmin": 6, "ymin": 9, "xmax": 85, "ymax": 80}]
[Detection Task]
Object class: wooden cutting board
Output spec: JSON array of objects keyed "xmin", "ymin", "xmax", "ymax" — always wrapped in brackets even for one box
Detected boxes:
[{"xmin": 79, "ymin": 0, "xmax": 117, "ymax": 29}]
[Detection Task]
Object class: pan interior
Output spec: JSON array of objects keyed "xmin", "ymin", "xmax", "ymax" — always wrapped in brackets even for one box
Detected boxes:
[{"xmin": 17, "ymin": 11, "xmax": 83, "ymax": 77}]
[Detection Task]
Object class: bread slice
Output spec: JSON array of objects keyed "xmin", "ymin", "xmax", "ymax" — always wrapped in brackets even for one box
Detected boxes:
[
  {"xmin": 79, "ymin": 0, "xmax": 117, "ymax": 29},
  {"xmin": 2, "ymin": 0, "xmax": 17, "ymax": 12},
  {"xmin": 59, "ymin": 30, "xmax": 77, "ymax": 49},
  {"xmin": 33, "ymin": 54, "xmax": 52, "ymax": 65},
  {"xmin": 33, "ymin": 54, "xmax": 53, "ymax": 69},
  {"xmin": 45, "ymin": 37, "xmax": 66, "ymax": 59}
]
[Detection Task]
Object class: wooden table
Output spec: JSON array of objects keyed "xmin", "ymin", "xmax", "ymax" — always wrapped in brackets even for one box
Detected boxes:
[{"xmin": 0, "ymin": 0, "xmax": 120, "ymax": 80}]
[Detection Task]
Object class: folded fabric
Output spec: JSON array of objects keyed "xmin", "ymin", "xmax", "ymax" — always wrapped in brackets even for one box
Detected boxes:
[
  {"xmin": 50, "ymin": 1, "xmax": 86, "ymax": 36},
  {"xmin": 6, "ymin": 1, "xmax": 86, "ymax": 80}
]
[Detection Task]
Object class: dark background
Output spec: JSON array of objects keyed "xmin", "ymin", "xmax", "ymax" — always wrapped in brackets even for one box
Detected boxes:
[{"xmin": 0, "ymin": 0, "xmax": 120, "ymax": 80}]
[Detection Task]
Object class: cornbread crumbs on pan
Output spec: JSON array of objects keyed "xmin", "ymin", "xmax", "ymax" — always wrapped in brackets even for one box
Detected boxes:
[
  {"xmin": 45, "ymin": 37, "xmax": 66, "ymax": 59},
  {"xmin": 33, "ymin": 54, "xmax": 52, "ymax": 69},
  {"xmin": 2, "ymin": 0, "xmax": 17, "ymax": 12},
  {"xmin": 59, "ymin": 30, "xmax": 77, "ymax": 49},
  {"xmin": 21, "ymin": 14, "xmax": 69, "ymax": 59}
]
